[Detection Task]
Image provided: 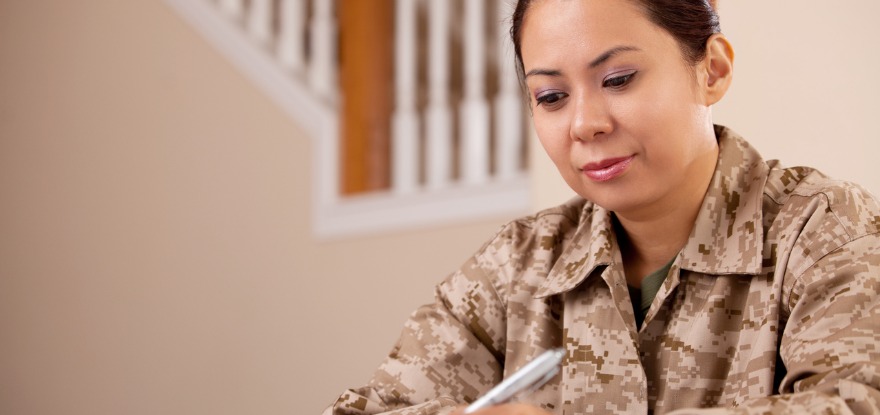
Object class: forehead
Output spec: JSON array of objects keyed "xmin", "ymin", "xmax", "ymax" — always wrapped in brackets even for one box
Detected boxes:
[{"xmin": 520, "ymin": 0, "xmax": 675, "ymax": 69}]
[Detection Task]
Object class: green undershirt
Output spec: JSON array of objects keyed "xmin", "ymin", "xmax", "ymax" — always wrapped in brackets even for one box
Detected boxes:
[{"xmin": 628, "ymin": 258, "xmax": 675, "ymax": 330}]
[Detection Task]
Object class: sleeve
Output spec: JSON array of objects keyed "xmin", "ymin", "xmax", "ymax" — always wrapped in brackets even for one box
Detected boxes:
[
  {"xmin": 322, "ymin": 251, "xmax": 509, "ymax": 415},
  {"xmin": 669, "ymin": 232, "xmax": 880, "ymax": 415}
]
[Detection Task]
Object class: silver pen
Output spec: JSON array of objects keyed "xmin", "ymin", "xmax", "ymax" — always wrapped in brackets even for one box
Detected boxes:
[{"xmin": 463, "ymin": 348, "xmax": 565, "ymax": 414}]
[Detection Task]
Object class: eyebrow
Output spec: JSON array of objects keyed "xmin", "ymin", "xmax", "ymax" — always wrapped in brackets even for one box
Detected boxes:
[
  {"xmin": 524, "ymin": 45, "xmax": 642, "ymax": 79},
  {"xmin": 589, "ymin": 45, "xmax": 641, "ymax": 68}
]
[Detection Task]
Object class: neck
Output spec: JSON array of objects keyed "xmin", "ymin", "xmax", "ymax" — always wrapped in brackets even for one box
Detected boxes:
[
  {"xmin": 615, "ymin": 145, "xmax": 718, "ymax": 288},
  {"xmin": 615, "ymin": 211, "xmax": 691, "ymax": 288}
]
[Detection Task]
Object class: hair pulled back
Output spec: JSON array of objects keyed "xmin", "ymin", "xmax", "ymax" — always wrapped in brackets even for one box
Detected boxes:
[{"xmin": 510, "ymin": 0, "xmax": 721, "ymax": 77}]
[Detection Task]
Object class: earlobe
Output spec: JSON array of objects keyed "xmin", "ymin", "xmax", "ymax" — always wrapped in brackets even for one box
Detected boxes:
[{"xmin": 702, "ymin": 34, "xmax": 735, "ymax": 105}]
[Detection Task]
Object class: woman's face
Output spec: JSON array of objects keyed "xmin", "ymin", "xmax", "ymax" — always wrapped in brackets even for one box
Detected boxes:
[{"xmin": 521, "ymin": 0, "xmax": 720, "ymax": 219}]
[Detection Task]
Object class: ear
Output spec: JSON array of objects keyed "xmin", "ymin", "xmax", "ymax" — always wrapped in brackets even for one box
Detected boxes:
[{"xmin": 700, "ymin": 34, "xmax": 735, "ymax": 106}]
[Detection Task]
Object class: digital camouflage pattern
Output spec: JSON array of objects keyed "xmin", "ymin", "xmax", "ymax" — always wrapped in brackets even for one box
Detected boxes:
[{"xmin": 324, "ymin": 126, "xmax": 880, "ymax": 414}]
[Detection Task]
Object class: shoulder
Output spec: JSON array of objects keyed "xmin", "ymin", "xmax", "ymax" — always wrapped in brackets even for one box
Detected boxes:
[
  {"xmin": 764, "ymin": 163, "xmax": 880, "ymax": 239},
  {"xmin": 458, "ymin": 197, "xmax": 592, "ymax": 297},
  {"xmin": 482, "ymin": 196, "xmax": 591, "ymax": 262},
  {"xmin": 763, "ymin": 162, "xmax": 880, "ymax": 279},
  {"xmin": 490, "ymin": 197, "xmax": 588, "ymax": 249}
]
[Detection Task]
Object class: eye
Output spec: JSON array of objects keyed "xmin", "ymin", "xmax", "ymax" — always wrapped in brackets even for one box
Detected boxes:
[
  {"xmin": 602, "ymin": 71, "xmax": 637, "ymax": 89},
  {"xmin": 534, "ymin": 91, "xmax": 568, "ymax": 109}
]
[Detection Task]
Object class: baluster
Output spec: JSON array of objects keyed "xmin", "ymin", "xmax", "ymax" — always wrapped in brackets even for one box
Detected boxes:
[
  {"xmin": 494, "ymin": 0, "xmax": 523, "ymax": 179},
  {"xmin": 219, "ymin": 0, "xmax": 244, "ymax": 19},
  {"xmin": 339, "ymin": 0, "xmax": 394, "ymax": 194},
  {"xmin": 309, "ymin": 0, "xmax": 337, "ymax": 101},
  {"xmin": 459, "ymin": 0, "xmax": 491, "ymax": 185},
  {"xmin": 278, "ymin": 0, "xmax": 307, "ymax": 73},
  {"xmin": 247, "ymin": 0, "xmax": 273, "ymax": 45},
  {"xmin": 425, "ymin": 0, "xmax": 452, "ymax": 189},
  {"xmin": 391, "ymin": 0, "xmax": 420, "ymax": 194}
]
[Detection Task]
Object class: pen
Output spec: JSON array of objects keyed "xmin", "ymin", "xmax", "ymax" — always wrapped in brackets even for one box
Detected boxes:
[{"xmin": 463, "ymin": 348, "xmax": 565, "ymax": 414}]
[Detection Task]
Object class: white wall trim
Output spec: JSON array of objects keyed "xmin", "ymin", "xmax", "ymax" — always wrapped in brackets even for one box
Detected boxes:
[{"xmin": 315, "ymin": 175, "xmax": 531, "ymax": 239}]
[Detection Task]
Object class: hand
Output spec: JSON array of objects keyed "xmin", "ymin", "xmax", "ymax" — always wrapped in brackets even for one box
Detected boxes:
[{"xmin": 450, "ymin": 403, "xmax": 554, "ymax": 415}]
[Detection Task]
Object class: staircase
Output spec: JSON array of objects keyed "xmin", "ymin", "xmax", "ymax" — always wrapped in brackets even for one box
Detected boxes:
[{"xmin": 164, "ymin": 0, "xmax": 530, "ymax": 238}]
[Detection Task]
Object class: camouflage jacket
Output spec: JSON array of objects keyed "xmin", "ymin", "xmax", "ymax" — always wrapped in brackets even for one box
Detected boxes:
[{"xmin": 325, "ymin": 126, "xmax": 880, "ymax": 414}]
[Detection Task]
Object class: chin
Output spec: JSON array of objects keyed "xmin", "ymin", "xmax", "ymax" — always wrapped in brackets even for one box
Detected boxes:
[{"xmin": 580, "ymin": 188, "xmax": 649, "ymax": 215}]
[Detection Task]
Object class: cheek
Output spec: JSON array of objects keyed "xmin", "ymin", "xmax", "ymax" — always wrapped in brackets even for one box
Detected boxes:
[
  {"xmin": 535, "ymin": 121, "xmax": 569, "ymax": 167},
  {"xmin": 618, "ymin": 65, "xmax": 702, "ymax": 125},
  {"xmin": 615, "ymin": 85, "xmax": 678, "ymax": 127}
]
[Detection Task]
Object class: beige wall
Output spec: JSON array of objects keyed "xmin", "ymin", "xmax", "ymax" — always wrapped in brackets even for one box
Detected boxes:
[
  {"xmin": 532, "ymin": 1, "xmax": 880, "ymax": 210},
  {"xmin": 0, "ymin": 1, "xmax": 509, "ymax": 414},
  {"xmin": 2, "ymin": 1, "xmax": 879, "ymax": 415}
]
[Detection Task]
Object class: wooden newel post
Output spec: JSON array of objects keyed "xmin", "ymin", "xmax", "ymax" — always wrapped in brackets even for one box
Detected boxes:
[{"xmin": 339, "ymin": 0, "xmax": 395, "ymax": 194}]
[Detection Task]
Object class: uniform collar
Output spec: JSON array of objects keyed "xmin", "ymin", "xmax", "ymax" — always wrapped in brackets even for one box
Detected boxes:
[
  {"xmin": 534, "ymin": 202, "xmax": 617, "ymax": 298},
  {"xmin": 535, "ymin": 126, "xmax": 767, "ymax": 299},
  {"xmin": 679, "ymin": 125, "xmax": 767, "ymax": 275}
]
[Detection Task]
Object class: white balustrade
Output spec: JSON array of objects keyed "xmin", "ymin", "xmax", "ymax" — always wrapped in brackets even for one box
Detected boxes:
[
  {"xmin": 203, "ymin": 0, "xmax": 525, "ymax": 195},
  {"xmin": 277, "ymin": 0, "xmax": 307, "ymax": 73},
  {"xmin": 247, "ymin": 0, "xmax": 272, "ymax": 45},
  {"xmin": 494, "ymin": 0, "xmax": 524, "ymax": 179},
  {"xmin": 425, "ymin": 0, "xmax": 453, "ymax": 189},
  {"xmin": 309, "ymin": 0, "xmax": 337, "ymax": 102},
  {"xmin": 391, "ymin": 0, "xmax": 420, "ymax": 194},
  {"xmin": 169, "ymin": 0, "xmax": 532, "ymax": 236},
  {"xmin": 459, "ymin": 0, "xmax": 491, "ymax": 185}
]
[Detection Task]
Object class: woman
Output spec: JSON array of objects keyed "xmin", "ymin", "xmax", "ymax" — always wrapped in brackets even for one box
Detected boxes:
[{"xmin": 325, "ymin": 0, "xmax": 880, "ymax": 413}]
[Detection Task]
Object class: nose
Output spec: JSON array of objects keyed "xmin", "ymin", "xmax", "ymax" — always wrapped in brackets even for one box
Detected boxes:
[{"xmin": 569, "ymin": 90, "xmax": 613, "ymax": 142}]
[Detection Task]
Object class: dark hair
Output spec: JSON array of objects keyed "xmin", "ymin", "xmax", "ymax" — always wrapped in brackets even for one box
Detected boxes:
[{"xmin": 510, "ymin": 0, "xmax": 721, "ymax": 77}]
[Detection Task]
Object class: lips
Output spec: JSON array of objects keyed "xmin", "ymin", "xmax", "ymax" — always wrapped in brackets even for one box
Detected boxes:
[{"xmin": 581, "ymin": 155, "xmax": 634, "ymax": 182}]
